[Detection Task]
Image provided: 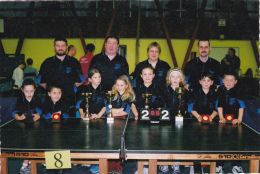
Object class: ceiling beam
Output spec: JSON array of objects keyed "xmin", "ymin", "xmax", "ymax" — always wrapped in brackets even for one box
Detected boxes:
[
  {"xmin": 101, "ymin": 2, "xmax": 120, "ymax": 53},
  {"xmin": 15, "ymin": 1, "xmax": 35, "ymax": 55},
  {"xmin": 135, "ymin": 0, "xmax": 141, "ymax": 66},
  {"xmin": 154, "ymin": 0, "xmax": 178, "ymax": 68},
  {"xmin": 181, "ymin": 0, "xmax": 207, "ymax": 70},
  {"xmin": 69, "ymin": 1, "xmax": 87, "ymax": 54}
]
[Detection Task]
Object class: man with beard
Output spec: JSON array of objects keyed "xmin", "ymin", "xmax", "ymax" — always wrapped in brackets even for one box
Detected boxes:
[
  {"xmin": 38, "ymin": 37, "xmax": 84, "ymax": 117},
  {"xmin": 184, "ymin": 39, "xmax": 222, "ymax": 91}
]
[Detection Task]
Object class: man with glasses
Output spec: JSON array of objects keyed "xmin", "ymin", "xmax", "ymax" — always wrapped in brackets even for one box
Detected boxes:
[
  {"xmin": 221, "ymin": 48, "xmax": 240, "ymax": 75},
  {"xmin": 87, "ymin": 35, "xmax": 129, "ymax": 90}
]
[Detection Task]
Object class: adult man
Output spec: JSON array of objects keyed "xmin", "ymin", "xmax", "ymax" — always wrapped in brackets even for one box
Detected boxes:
[
  {"xmin": 38, "ymin": 38, "xmax": 84, "ymax": 117},
  {"xmin": 221, "ymin": 48, "xmax": 240, "ymax": 75},
  {"xmin": 132, "ymin": 42, "xmax": 171, "ymax": 87},
  {"xmin": 184, "ymin": 39, "xmax": 222, "ymax": 91},
  {"xmin": 87, "ymin": 35, "xmax": 129, "ymax": 90},
  {"xmin": 67, "ymin": 45, "xmax": 77, "ymax": 58},
  {"xmin": 79, "ymin": 43, "xmax": 95, "ymax": 85}
]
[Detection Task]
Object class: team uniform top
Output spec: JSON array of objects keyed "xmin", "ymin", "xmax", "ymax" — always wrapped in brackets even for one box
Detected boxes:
[
  {"xmin": 37, "ymin": 55, "xmax": 84, "ymax": 97},
  {"xmin": 133, "ymin": 83, "xmax": 165, "ymax": 110},
  {"xmin": 107, "ymin": 92, "xmax": 132, "ymax": 115},
  {"xmin": 164, "ymin": 85, "xmax": 188, "ymax": 117},
  {"xmin": 76, "ymin": 84, "xmax": 107, "ymax": 115},
  {"xmin": 132, "ymin": 59, "xmax": 171, "ymax": 87},
  {"xmin": 188, "ymin": 87, "xmax": 217, "ymax": 115},
  {"xmin": 12, "ymin": 94, "xmax": 42, "ymax": 118},
  {"xmin": 87, "ymin": 52, "xmax": 129, "ymax": 90},
  {"xmin": 184, "ymin": 57, "xmax": 222, "ymax": 91},
  {"xmin": 216, "ymin": 85, "xmax": 245, "ymax": 118},
  {"xmin": 42, "ymin": 97, "xmax": 69, "ymax": 119}
]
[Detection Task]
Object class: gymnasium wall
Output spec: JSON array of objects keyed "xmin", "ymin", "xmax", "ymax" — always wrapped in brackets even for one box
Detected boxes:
[{"xmin": 1, "ymin": 38, "xmax": 258, "ymax": 76}]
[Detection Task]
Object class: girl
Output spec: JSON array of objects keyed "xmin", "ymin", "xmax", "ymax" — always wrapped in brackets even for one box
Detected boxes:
[
  {"xmin": 109, "ymin": 75, "xmax": 135, "ymax": 117},
  {"xmin": 131, "ymin": 64, "xmax": 165, "ymax": 120},
  {"xmin": 42, "ymin": 84, "xmax": 69, "ymax": 119},
  {"xmin": 12, "ymin": 79, "xmax": 42, "ymax": 174},
  {"xmin": 77, "ymin": 69, "xmax": 107, "ymax": 119},
  {"xmin": 159, "ymin": 68, "xmax": 188, "ymax": 173}
]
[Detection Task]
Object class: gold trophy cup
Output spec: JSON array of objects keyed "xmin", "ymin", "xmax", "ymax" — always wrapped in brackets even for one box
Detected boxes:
[
  {"xmin": 142, "ymin": 93, "xmax": 152, "ymax": 109},
  {"xmin": 82, "ymin": 93, "xmax": 92, "ymax": 121},
  {"xmin": 175, "ymin": 87, "xmax": 184, "ymax": 122},
  {"xmin": 106, "ymin": 92, "xmax": 115, "ymax": 121}
]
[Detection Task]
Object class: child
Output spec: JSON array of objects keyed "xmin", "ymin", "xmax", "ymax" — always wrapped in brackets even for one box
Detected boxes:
[
  {"xmin": 189, "ymin": 72, "xmax": 217, "ymax": 122},
  {"xmin": 42, "ymin": 84, "xmax": 69, "ymax": 119},
  {"xmin": 159, "ymin": 68, "xmax": 189, "ymax": 174},
  {"xmin": 109, "ymin": 75, "xmax": 135, "ymax": 117},
  {"xmin": 215, "ymin": 71, "xmax": 245, "ymax": 173},
  {"xmin": 131, "ymin": 64, "xmax": 165, "ymax": 120},
  {"xmin": 12, "ymin": 79, "xmax": 42, "ymax": 174},
  {"xmin": 108, "ymin": 75, "xmax": 135, "ymax": 173},
  {"xmin": 77, "ymin": 69, "xmax": 107, "ymax": 119}
]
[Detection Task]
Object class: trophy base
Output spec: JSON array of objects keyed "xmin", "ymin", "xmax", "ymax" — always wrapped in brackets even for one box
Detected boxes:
[
  {"xmin": 175, "ymin": 120, "xmax": 183, "ymax": 128},
  {"xmin": 83, "ymin": 117, "xmax": 90, "ymax": 121},
  {"xmin": 107, "ymin": 117, "xmax": 114, "ymax": 123},
  {"xmin": 175, "ymin": 116, "xmax": 183, "ymax": 122}
]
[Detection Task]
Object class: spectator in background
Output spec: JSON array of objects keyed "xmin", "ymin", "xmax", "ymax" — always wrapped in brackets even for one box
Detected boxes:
[
  {"xmin": 67, "ymin": 45, "xmax": 77, "ymax": 58},
  {"xmin": 12, "ymin": 60, "xmax": 26, "ymax": 90},
  {"xmin": 24, "ymin": 58, "xmax": 38, "ymax": 86},
  {"xmin": 221, "ymin": 48, "xmax": 240, "ymax": 75},
  {"xmin": 79, "ymin": 43, "xmax": 95, "ymax": 85}
]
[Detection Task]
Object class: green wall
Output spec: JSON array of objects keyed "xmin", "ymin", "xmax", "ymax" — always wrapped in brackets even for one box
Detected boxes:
[{"xmin": 2, "ymin": 38, "xmax": 258, "ymax": 76}]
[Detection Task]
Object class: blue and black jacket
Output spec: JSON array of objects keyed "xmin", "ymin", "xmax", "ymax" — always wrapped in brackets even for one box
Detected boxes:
[
  {"xmin": 76, "ymin": 84, "xmax": 107, "ymax": 115},
  {"xmin": 133, "ymin": 83, "xmax": 165, "ymax": 110},
  {"xmin": 38, "ymin": 55, "xmax": 84, "ymax": 97},
  {"xmin": 12, "ymin": 94, "xmax": 42, "ymax": 118},
  {"xmin": 132, "ymin": 58, "xmax": 171, "ymax": 87},
  {"xmin": 184, "ymin": 57, "xmax": 222, "ymax": 91},
  {"xmin": 107, "ymin": 92, "xmax": 132, "ymax": 115},
  {"xmin": 42, "ymin": 97, "xmax": 69, "ymax": 119},
  {"xmin": 87, "ymin": 52, "xmax": 129, "ymax": 90},
  {"xmin": 188, "ymin": 87, "xmax": 217, "ymax": 115},
  {"xmin": 216, "ymin": 85, "xmax": 245, "ymax": 118}
]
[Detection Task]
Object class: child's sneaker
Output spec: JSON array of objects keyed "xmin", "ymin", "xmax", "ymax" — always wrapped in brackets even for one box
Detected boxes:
[
  {"xmin": 20, "ymin": 166, "xmax": 31, "ymax": 174},
  {"xmin": 190, "ymin": 166, "xmax": 194, "ymax": 174},
  {"xmin": 89, "ymin": 165, "xmax": 99, "ymax": 174},
  {"xmin": 232, "ymin": 166, "xmax": 243, "ymax": 173},
  {"xmin": 171, "ymin": 165, "xmax": 180, "ymax": 174},
  {"xmin": 82, "ymin": 164, "xmax": 91, "ymax": 167},
  {"xmin": 159, "ymin": 165, "xmax": 169, "ymax": 173},
  {"xmin": 216, "ymin": 166, "xmax": 224, "ymax": 173}
]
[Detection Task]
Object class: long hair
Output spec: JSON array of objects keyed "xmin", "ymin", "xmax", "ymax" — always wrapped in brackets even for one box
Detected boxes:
[
  {"xmin": 111, "ymin": 75, "xmax": 135, "ymax": 102},
  {"xmin": 87, "ymin": 69, "xmax": 101, "ymax": 85},
  {"xmin": 166, "ymin": 68, "xmax": 186, "ymax": 86}
]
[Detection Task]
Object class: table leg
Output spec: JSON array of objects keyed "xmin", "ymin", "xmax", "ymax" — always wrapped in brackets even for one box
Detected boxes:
[
  {"xmin": 209, "ymin": 162, "xmax": 216, "ymax": 173},
  {"xmin": 1, "ymin": 157, "xmax": 8, "ymax": 174},
  {"xmin": 99, "ymin": 159, "xmax": 108, "ymax": 173},
  {"xmin": 138, "ymin": 161, "xmax": 145, "ymax": 174},
  {"xmin": 31, "ymin": 160, "xmax": 37, "ymax": 174},
  {"xmin": 249, "ymin": 160, "xmax": 259, "ymax": 173},
  {"xmin": 148, "ymin": 159, "xmax": 157, "ymax": 174}
]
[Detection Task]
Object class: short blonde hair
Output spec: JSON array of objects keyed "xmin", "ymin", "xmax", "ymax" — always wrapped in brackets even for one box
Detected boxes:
[
  {"xmin": 166, "ymin": 68, "xmax": 186, "ymax": 86},
  {"xmin": 111, "ymin": 75, "xmax": 135, "ymax": 102},
  {"xmin": 147, "ymin": 42, "xmax": 161, "ymax": 54}
]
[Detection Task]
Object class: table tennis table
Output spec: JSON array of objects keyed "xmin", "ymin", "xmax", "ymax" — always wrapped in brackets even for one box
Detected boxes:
[{"xmin": 1, "ymin": 117, "xmax": 260, "ymax": 174}]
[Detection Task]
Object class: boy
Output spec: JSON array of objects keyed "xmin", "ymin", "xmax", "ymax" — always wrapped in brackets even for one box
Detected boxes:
[
  {"xmin": 216, "ymin": 71, "xmax": 245, "ymax": 173},
  {"xmin": 42, "ymin": 84, "xmax": 69, "ymax": 119},
  {"xmin": 189, "ymin": 72, "xmax": 217, "ymax": 122}
]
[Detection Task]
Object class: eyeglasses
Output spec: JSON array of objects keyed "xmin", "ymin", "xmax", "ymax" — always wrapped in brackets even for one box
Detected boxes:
[{"xmin": 107, "ymin": 42, "xmax": 118, "ymax": 46}]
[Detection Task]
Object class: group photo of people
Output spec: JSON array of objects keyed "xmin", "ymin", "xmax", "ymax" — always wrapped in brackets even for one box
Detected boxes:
[{"xmin": 0, "ymin": 1, "xmax": 259, "ymax": 174}]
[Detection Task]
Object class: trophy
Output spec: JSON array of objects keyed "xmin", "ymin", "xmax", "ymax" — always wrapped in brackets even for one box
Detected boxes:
[
  {"xmin": 106, "ymin": 92, "xmax": 115, "ymax": 121},
  {"xmin": 82, "ymin": 93, "xmax": 92, "ymax": 121},
  {"xmin": 142, "ymin": 93, "xmax": 152, "ymax": 109},
  {"xmin": 175, "ymin": 86, "xmax": 184, "ymax": 122}
]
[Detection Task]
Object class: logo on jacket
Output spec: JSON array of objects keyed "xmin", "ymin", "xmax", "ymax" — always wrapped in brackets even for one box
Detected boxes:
[
  {"xmin": 158, "ymin": 71, "xmax": 163, "ymax": 76},
  {"xmin": 115, "ymin": 64, "xmax": 121, "ymax": 70},
  {"xmin": 229, "ymin": 98, "xmax": 236, "ymax": 105},
  {"xmin": 66, "ymin": 67, "xmax": 72, "ymax": 73}
]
